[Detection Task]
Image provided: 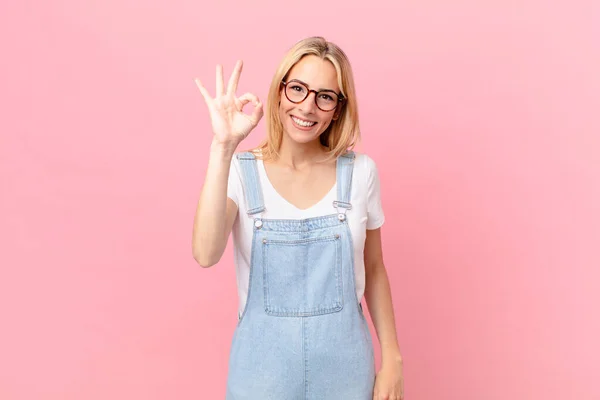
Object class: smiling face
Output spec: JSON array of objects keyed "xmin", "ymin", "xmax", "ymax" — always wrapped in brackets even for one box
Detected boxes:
[{"xmin": 278, "ymin": 55, "xmax": 342, "ymax": 146}]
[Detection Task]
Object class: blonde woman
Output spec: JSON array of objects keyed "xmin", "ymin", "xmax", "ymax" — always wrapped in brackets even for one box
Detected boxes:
[{"xmin": 193, "ymin": 36, "xmax": 404, "ymax": 400}]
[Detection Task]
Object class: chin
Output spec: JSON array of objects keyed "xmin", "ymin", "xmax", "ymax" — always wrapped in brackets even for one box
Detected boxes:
[{"xmin": 284, "ymin": 125, "xmax": 323, "ymax": 145}]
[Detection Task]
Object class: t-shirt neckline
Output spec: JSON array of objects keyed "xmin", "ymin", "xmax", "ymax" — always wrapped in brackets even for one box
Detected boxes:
[{"xmin": 257, "ymin": 159, "xmax": 337, "ymax": 213}]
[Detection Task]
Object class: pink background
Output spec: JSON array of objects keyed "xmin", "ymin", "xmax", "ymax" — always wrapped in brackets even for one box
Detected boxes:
[{"xmin": 1, "ymin": 0, "xmax": 599, "ymax": 399}]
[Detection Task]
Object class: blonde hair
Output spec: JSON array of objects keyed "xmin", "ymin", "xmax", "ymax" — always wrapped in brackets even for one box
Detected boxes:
[{"xmin": 249, "ymin": 36, "xmax": 361, "ymax": 163}]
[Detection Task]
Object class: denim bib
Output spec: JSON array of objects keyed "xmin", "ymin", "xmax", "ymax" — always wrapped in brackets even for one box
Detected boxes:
[{"xmin": 225, "ymin": 151, "xmax": 375, "ymax": 400}]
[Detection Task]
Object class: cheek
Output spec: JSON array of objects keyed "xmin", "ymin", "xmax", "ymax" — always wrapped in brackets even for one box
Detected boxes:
[
  {"xmin": 320, "ymin": 116, "xmax": 335, "ymax": 129},
  {"xmin": 279, "ymin": 98, "xmax": 294, "ymax": 116}
]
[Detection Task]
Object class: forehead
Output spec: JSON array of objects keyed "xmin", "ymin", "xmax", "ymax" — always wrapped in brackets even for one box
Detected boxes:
[{"xmin": 286, "ymin": 55, "xmax": 339, "ymax": 92}]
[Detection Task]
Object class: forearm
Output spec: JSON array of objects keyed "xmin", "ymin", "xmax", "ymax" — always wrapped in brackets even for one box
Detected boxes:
[
  {"xmin": 364, "ymin": 262, "xmax": 403, "ymax": 366},
  {"xmin": 192, "ymin": 139, "xmax": 237, "ymax": 266}
]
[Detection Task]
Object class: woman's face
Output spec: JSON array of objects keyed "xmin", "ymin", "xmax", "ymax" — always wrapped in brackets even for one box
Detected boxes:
[{"xmin": 279, "ymin": 55, "xmax": 341, "ymax": 145}]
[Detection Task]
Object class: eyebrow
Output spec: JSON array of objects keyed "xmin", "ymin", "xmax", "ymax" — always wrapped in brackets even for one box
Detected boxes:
[{"xmin": 289, "ymin": 78, "xmax": 338, "ymax": 93}]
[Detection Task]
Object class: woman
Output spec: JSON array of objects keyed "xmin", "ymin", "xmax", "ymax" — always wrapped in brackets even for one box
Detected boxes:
[{"xmin": 192, "ymin": 36, "xmax": 404, "ymax": 400}]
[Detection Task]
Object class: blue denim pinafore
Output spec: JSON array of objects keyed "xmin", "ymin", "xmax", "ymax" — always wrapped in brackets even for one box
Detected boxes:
[{"xmin": 225, "ymin": 151, "xmax": 376, "ymax": 399}]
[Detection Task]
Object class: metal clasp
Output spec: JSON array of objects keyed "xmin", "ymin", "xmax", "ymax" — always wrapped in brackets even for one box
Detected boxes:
[{"xmin": 333, "ymin": 200, "xmax": 351, "ymax": 222}]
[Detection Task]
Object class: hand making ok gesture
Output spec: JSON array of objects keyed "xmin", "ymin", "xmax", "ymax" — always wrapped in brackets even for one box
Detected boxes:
[{"xmin": 194, "ymin": 60, "xmax": 264, "ymax": 147}]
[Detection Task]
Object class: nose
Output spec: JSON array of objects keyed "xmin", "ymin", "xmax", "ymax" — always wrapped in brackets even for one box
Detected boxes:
[{"xmin": 298, "ymin": 91, "xmax": 318, "ymax": 114}]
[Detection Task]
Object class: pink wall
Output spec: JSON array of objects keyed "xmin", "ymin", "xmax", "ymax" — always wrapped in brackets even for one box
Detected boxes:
[{"xmin": 1, "ymin": 1, "xmax": 599, "ymax": 399}]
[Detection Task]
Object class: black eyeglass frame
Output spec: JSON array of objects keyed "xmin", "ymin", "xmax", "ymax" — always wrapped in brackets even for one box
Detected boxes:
[{"xmin": 280, "ymin": 79, "xmax": 346, "ymax": 112}]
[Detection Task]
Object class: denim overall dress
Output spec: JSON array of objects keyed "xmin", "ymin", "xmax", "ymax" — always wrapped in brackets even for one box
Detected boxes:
[{"xmin": 225, "ymin": 150, "xmax": 376, "ymax": 400}]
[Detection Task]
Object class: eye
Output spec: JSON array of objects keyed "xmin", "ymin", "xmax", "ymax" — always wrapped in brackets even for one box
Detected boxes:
[
  {"xmin": 319, "ymin": 93, "xmax": 335, "ymax": 102},
  {"xmin": 290, "ymin": 85, "xmax": 306, "ymax": 93}
]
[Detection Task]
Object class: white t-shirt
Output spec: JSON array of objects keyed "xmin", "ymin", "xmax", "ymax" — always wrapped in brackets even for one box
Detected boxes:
[{"xmin": 227, "ymin": 151, "xmax": 385, "ymax": 317}]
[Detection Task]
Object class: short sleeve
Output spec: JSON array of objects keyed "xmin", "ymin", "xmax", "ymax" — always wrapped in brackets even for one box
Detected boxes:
[
  {"xmin": 227, "ymin": 155, "xmax": 243, "ymax": 206},
  {"xmin": 365, "ymin": 155, "xmax": 385, "ymax": 230}
]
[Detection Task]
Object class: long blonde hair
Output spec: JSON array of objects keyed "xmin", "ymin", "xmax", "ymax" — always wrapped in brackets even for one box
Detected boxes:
[{"xmin": 250, "ymin": 36, "xmax": 361, "ymax": 163}]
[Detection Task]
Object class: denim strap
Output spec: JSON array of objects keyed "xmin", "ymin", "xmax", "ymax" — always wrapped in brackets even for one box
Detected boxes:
[
  {"xmin": 236, "ymin": 150, "xmax": 355, "ymax": 218},
  {"xmin": 333, "ymin": 151, "xmax": 355, "ymax": 218},
  {"xmin": 236, "ymin": 152, "xmax": 265, "ymax": 216}
]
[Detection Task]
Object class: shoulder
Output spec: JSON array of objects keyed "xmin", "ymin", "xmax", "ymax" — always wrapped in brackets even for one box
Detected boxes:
[
  {"xmin": 230, "ymin": 147, "xmax": 261, "ymax": 166},
  {"xmin": 348, "ymin": 151, "xmax": 380, "ymax": 175},
  {"xmin": 232, "ymin": 148, "xmax": 260, "ymax": 159},
  {"xmin": 228, "ymin": 148, "xmax": 264, "ymax": 187}
]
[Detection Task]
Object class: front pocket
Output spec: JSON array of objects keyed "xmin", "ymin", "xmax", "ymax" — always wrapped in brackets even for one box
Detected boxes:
[{"xmin": 262, "ymin": 235, "xmax": 343, "ymax": 317}]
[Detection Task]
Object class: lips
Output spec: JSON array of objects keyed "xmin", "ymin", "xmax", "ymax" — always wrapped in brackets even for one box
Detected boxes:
[{"xmin": 291, "ymin": 115, "xmax": 317, "ymax": 128}]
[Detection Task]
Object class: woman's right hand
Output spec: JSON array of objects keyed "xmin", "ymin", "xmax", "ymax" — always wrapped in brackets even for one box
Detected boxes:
[{"xmin": 194, "ymin": 60, "xmax": 264, "ymax": 148}]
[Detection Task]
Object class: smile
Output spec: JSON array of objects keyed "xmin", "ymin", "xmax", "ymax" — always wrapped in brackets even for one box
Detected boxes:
[{"xmin": 291, "ymin": 116, "xmax": 317, "ymax": 127}]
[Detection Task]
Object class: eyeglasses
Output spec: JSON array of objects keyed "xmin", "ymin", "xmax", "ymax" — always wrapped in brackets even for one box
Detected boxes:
[{"xmin": 281, "ymin": 79, "xmax": 345, "ymax": 112}]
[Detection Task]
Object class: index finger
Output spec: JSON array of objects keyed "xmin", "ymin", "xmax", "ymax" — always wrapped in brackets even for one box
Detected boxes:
[{"xmin": 227, "ymin": 60, "xmax": 243, "ymax": 95}]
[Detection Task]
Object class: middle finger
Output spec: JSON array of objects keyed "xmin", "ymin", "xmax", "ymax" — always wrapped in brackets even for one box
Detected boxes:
[{"xmin": 227, "ymin": 60, "xmax": 243, "ymax": 96}]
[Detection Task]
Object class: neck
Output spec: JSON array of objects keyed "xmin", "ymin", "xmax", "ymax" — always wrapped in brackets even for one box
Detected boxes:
[{"xmin": 277, "ymin": 135, "xmax": 327, "ymax": 169}]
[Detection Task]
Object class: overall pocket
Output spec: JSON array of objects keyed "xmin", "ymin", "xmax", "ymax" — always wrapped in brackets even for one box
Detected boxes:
[{"xmin": 262, "ymin": 234, "xmax": 343, "ymax": 317}]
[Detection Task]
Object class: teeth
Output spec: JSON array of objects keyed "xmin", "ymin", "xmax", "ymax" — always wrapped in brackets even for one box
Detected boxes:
[{"xmin": 292, "ymin": 116, "xmax": 316, "ymax": 127}]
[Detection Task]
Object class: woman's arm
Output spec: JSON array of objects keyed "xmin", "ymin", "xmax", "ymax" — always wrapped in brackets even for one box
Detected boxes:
[
  {"xmin": 191, "ymin": 140, "xmax": 239, "ymax": 267},
  {"xmin": 363, "ymin": 227, "xmax": 403, "ymax": 366},
  {"xmin": 191, "ymin": 61, "xmax": 263, "ymax": 267},
  {"xmin": 364, "ymin": 227, "xmax": 405, "ymax": 398}
]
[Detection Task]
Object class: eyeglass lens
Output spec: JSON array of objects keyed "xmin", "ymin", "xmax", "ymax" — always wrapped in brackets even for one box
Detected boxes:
[{"xmin": 285, "ymin": 81, "xmax": 339, "ymax": 111}]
